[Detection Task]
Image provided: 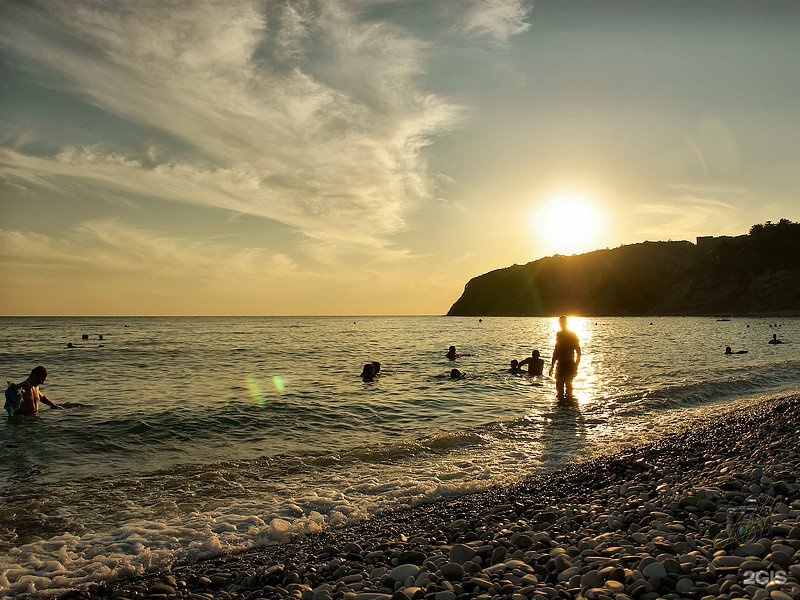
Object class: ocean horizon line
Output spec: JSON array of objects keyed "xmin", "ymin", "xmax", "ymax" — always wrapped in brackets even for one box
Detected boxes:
[{"xmin": 2, "ymin": 312, "xmax": 800, "ymax": 318}]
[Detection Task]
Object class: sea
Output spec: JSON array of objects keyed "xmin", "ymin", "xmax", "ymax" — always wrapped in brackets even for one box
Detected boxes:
[{"xmin": 1, "ymin": 316, "xmax": 798, "ymax": 596}]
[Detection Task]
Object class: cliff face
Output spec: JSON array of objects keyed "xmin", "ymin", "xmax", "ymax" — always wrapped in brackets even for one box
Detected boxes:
[{"xmin": 446, "ymin": 219, "xmax": 800, "ymax": 316}]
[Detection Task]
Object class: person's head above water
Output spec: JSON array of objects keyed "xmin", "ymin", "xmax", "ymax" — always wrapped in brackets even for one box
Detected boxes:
[
  {"xmin": 510, "ymin": 359, "xmax": 519, "ymax": 369},
  {"xmin": 725, "ymin": 346, "xmax": 732, "ymax": 354},
  {"xmin": 450, "ymin": 368, "xmax": 463, "ymax": 379},
  {"xmin": 361, "ymin": 363, "xmax": 375, "ymax": 380},
  {"xmin": 29, "ymin": 365, "xmax": 47, "ymax": 385},
  {"xmin": 372, "ymin": 361, "xmax": 381, "ymax": 374}
]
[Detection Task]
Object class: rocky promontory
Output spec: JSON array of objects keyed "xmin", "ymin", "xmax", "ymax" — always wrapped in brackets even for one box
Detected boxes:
[{"xmin": 447, "ymin": 219, "xmax": 800, "ymax": 316}]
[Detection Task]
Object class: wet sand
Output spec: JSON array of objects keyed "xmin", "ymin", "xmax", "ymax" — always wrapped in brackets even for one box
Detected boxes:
[{"xmin": 61, "ymin": 396, "xmax": 800, "ymax": 600}]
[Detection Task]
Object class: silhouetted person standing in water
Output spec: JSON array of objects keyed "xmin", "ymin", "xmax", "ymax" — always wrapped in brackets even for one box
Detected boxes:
[{"xmin": 549, "ymin": 316, "xmax": 581, "ymax": 399}]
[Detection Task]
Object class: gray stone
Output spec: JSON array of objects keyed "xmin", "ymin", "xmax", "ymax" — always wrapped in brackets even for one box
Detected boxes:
[
  {"xmin": 511, "ymin": 533, "xmax": 535, "ymax": 549},
  {"xmin": 675, "ymin": 578, "xmax": 694, "ymax": 594},
  {"xmin": 641, "ymin": 562, "xmax": 667, "ymax": 580},
  {"xmin": 439, "ymin": 563, "xmax": 464, "ymax": 580},
  {"xmin": 388, "ymin": 565, "xmax": 419, "ymax": 582},
  {"xmin": 449, "ymin": 544, "xmax": 476, "ymax": 564},
  {"xmin": 580, "ymin": 570, "xmax": 602, "ymax": 589},
  {"xmin": 741, "ymin": 542, "xmax": 767, "ymax": 557},
  {"xmin": 767, "ymin": 551, "xmax": 792, "ymax": 567}
]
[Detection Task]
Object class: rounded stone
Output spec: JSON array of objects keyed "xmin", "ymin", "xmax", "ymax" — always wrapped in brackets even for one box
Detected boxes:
[
  {"xmin": 712, "ymin": 555, "xmax": 745, "ymax": 568},
  {"xmin": 675, "ymin": 578, "xmax": 694, "ymax": 594},
  {"xmin": 439, "ymin": 563, "xmax": 464, "ymax": 581},
  {"xmin": 389, "ymin": 565, "xmax": 420, "ymax": 582},
  {"xmin": 580, "ymin": 570, "xmax": 602, "ymax": 589},
  {"xmin": 449, "ymin": 544, "xmax": 476, "ymax": 564},
  {"xmin": 641, "ymin": 561, "xmax": 667, "ymax": 580},
  {"xmin": 767, "ymin": 551, "xmax": 792, "ymax": 567},
  {"xmin": 741, "ymin": 543, "xmax": 767, "ymax": 557},
  {"xmin": 512, "ymin": 533, "xmax": 535, "ymax": 550}
]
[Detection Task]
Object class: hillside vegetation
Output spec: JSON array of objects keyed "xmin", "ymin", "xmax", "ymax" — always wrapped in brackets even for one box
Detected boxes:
[{"xmin": 447, "ymin": 219, "xmax": 800, "ymax": 316}]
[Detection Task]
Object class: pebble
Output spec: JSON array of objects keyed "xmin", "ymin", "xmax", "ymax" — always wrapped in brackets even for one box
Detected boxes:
[
  {"xmin": 711, "ymin": 555, "xmax": 745, "ymax": 568},
  {"xmin": 675, "ymin": 578, "xmax": 694, "ymax": 594},
  {"xmin": 388, "ymin": 565, "xmax": 419, "ymax": 582},
  {"xmin": 641, "ymin": 562, "xmax": 667, "ymax": 580},
  {"xmin": 449, "ymin": 544, "xmax": 476, "ymax": 564},
  {"xmin": 438, "ymin": 563, "xmax": 464, "ymax": 580}
]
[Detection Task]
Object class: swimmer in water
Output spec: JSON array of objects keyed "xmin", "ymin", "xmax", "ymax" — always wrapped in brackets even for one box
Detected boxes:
[
  {"xmin": 445, "ymin": 346, "xmax": 460, "ymax": 360},
  {"xmin": 724, "ymin": 346, "xmax": 748, "ymax": 355},
  {"xmin": 6, "ymin": 366, "xmax": 61, "ymax": 415},
  {"xmin": 509, "ymin": 359, "xmax": 524, "ymax": 373},
  {"xmin": 518, "ymin": 349, "xmax": 545, "ymax": 376},
  {"xmin": 768, "ymin": 334, "xmax": 783, "ymax": 345},
  {"xmin": 372, "ymin": 361, "xmax": 381, "ymax": 376},
  {"xmin": 361, "ymin": 363, "xmax": 375, "ymax": 382},
  {"xmin": 450, "ymin": 368, "xmax": 465, "ymax": 379}
]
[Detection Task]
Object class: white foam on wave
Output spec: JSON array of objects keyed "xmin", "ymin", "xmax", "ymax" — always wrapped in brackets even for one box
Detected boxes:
[{"xmin": 0, "ymin": 458, "xmax": 509, "ymax": 597}]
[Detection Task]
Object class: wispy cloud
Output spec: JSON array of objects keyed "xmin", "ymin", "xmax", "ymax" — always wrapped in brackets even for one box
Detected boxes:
[
  {"xmin": 634, "ymin": 197, "xmax": 742, "ymax": 239},
  {"xmin": 0, "ymin": 219, "xmax": 299, "ymax": 284},
  {"xmin": 460, "ymin": 0, "xmax": 531, "ymax": 43},
  {"xmin": 0, "ymin": 0, "xmax": 470, "ymax": 249}
]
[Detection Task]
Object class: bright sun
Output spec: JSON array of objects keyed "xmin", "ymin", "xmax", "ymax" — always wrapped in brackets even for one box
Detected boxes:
[{"xmin": 530, "ymin": 193, "xmax": 605, "ymax": 256}]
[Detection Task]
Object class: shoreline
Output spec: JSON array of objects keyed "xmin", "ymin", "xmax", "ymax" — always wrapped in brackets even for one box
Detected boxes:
[{"xmin": 60, "ymin": 395, "xmax": 800, "ymax": 600}]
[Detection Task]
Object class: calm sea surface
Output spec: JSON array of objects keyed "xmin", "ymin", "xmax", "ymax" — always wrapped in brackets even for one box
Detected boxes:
[{"xmin": 1, "ymin": 316, "xmax": 798, "ymax": 596}]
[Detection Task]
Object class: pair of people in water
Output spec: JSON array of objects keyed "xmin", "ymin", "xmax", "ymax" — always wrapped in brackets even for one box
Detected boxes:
[
  {"xmin": 510, "ymin": 350, "xmax": 545, "ymax": 376},
  {"xmin": 727, "ymin": 334, "xmax": 784, "ymax": 354},
  {"xmin": 5, "ymin": 366, "xmax": 61, "ymax": 416},
  {"xmin": 361, "ymin": 361, "xmax": 381, "ymax": 382}
]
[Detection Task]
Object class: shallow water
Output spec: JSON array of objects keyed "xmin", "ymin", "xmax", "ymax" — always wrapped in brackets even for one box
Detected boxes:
[{"xmin": 1, "ymin": 316, "xmax": 798, "ymax": 596}]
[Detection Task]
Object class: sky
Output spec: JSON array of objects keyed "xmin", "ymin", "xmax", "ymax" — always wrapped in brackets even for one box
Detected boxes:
[{"xmin": 1, "ymin": 0, "xmax": 799, "ymax": 316}]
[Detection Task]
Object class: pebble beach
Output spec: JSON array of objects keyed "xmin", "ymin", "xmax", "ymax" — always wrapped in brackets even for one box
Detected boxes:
[{"xmin": 62, "ymin": 395, "xmax": 800, "ymax": 600}]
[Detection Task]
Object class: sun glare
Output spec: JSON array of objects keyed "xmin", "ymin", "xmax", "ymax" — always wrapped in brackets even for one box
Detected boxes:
[{"xmin": 530, "ymin": 193, "xmax": 605, "ymax": 256}]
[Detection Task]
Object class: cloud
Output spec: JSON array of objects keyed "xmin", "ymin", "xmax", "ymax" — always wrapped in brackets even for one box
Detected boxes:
[
  {"xmin": 0, "ymin": 0, "xmax": 463, "ymax": 249},
  {"xmin": 460, "ymin": 0, "xmax": 531, "ymax": 43},
  {"xmin": 634, "ymin": 197, "xmax": 742, "ymax": 239},
  {"xmin": 0, "ymin": 219, "xmax": 300, "ymax": 285}
]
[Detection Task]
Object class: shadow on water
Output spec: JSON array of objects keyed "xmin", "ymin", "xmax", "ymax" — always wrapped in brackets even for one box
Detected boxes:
[{"xmin": 537, "ymin": 396, "xmax": 587, "ymax": 471}]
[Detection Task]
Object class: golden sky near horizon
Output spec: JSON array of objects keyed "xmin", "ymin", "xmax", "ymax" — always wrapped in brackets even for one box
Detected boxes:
[{"xmin": 1, "ymin": 0, "xmax": 799, "ymax": 315}]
